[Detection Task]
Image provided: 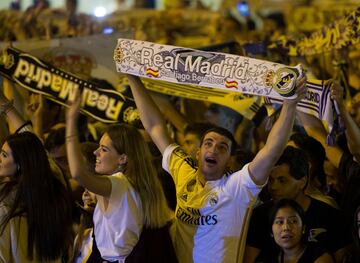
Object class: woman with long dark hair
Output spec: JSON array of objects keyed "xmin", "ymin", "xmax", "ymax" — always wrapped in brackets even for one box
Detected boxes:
[{"xmin": 0, "ymin": 131, "xmax": 73, "ymax": 262}]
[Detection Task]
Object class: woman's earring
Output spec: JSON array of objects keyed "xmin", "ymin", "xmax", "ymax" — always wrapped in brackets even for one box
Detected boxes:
[{"xmin": 17, "ymin": 164, "xmax": 20, "ymax": 172}]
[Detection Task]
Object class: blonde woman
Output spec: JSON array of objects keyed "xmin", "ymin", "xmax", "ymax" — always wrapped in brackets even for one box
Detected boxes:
[{"xmin": 65, "ymin": 94, "xmax": 176, "ymax": 262}]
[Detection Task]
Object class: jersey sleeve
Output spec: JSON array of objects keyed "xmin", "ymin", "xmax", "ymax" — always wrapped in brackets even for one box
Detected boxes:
[
  {"xmin": 226, "ymin": 163, "xmax": 266, "ymax": 204},
  {"xmin": 162, "ymin": 143, "xmax": 197, "ymax": 185}
]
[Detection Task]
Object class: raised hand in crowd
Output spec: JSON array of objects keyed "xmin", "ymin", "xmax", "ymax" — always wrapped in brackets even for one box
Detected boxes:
[
  {"xmin": 330, "ymin": 80, "xmax": 360, "ymax": 163},
  {"xmin": 65, "ymin": 90, "xmax": 103, "ymax": 192},
  {"xmin": 26, "ymin": 93, "xmax": 44, "ymax": 140},
  {"xmin": 0, "ymin": 78, "xmax": 28, "ymax": 134},
  {"xmin": 248, "ymin": 74, "xmax": 307, "ymax": 185}
]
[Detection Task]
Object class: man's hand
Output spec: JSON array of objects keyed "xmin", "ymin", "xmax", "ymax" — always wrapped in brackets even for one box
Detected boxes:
[
  {"xmin": 283, "ymin": 75, "xmax": 307, "ymax": 106},
  {"xmin": 330, "ymin": 80, "xmax": 346, "ymax": 112}
]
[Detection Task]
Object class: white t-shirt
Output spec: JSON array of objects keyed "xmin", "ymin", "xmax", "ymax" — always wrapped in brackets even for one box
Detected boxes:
[
  {"xmin": 93, "ymin": 172, "xmax": 143, "ymax": 262},
  {"xmin": 162, "ymin": 144, "xmax": 264, "ymax": 263}
]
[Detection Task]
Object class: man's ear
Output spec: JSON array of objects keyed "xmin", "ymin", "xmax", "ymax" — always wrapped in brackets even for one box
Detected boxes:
[
  {"xmin": 299, "ymin": 175, "xmax": 308, "ymax": 191},
  {"xmin": 195, "ymin": 149, "xmax": 200, "ymax": 161},
  {"xmin": 118, "ymin": 154, "xmax": 128, "ymax": 165}
]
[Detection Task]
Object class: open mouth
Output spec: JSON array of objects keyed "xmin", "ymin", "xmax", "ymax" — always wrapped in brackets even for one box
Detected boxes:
[{"xmin": 205, "ymin": 157, "xmax": 217, "ymax": 165}]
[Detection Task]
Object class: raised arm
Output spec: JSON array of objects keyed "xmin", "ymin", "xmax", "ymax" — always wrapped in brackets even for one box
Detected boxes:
[
  {"xmin": 152, "ymin": 93, "xmax": 189, "ymax": 133},
  {"xmin": 25, "ymin": 93, "xmax": 44, "ymax": 140},
  {"xmin": 248, "ymin": 75, "xmax": 307, "ymax": 185},
  {"xmin": 330, "ymin": 80, "xmax": 360, "ymax": 163},
  {"xmin": 151, "ymin": 93, "xmax": 189, "ymax": 144},
  {"xmin": 0, "ymin": 79, "xmax": 27, "ymax": 133},
  {"xmin": 65, "ymin": 91, "xmax": 111, "ymax": 197},
  {"xmin": 127, "ymin": 75, "xmax": 173, "ymax": 154}
]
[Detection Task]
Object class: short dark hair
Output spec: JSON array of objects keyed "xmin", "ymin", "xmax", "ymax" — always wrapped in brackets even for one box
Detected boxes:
[
  {"xmin": 200, "ymin": 126, "xmax": 237, "ymax": 155},
  {"xmin": 276, "ymin": 146, "xmax": 309, "ymax": 181},
  {"xmin": 289, "ymin": 133, "xmax": 326, "ymax": 187},
  {"xmin": 269, "ymin": 198, "xmax": 307, "ymax": 242}
]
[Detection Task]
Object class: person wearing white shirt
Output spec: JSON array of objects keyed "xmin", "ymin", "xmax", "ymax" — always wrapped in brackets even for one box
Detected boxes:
[{"xmin": 65, "ymin": 93, "xmax": 174, "ymax": 262}]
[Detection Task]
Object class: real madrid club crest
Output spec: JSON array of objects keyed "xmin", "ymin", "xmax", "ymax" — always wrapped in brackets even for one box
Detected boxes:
[
  {"xmin": 273, "ymin": 68, "xmax": 298, "ymax": 97},
  {"xmin": 0, "ymin": 49, "xmax": 14, "ymax": 69},
  {"xmin": 265, "ymin": 67, "xmax": 299, "ymax": 97},
  {"xmin": 208, "ymin": 193, "xmax": 218, "ymax": 207},
  {"xmin": 123, "ymin": 107, "xmax": 140, "ymax": 124}
]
